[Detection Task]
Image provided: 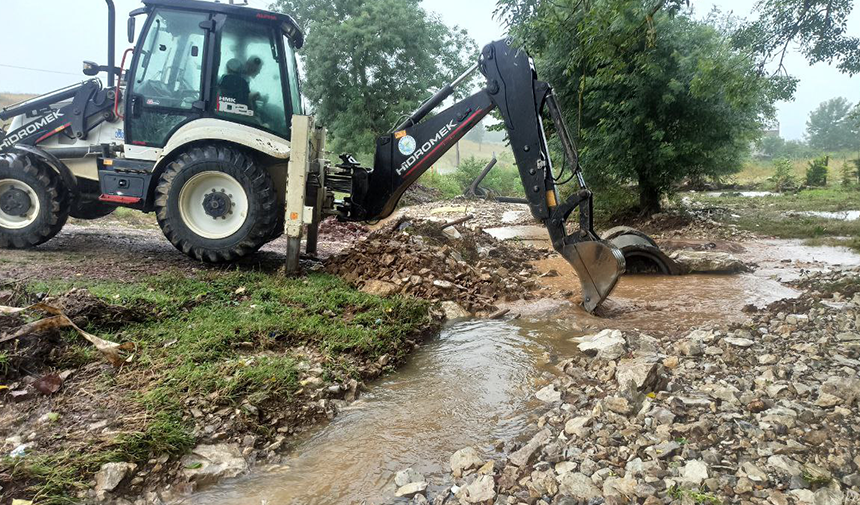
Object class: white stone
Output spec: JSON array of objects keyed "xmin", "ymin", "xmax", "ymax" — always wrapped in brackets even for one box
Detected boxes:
[
  {"xmin": 557, "ymin": 472, "xmax": 602, "ymax": 500},
  {"xmin": 440, "ymin": 301, "xmax": 470, "ymax": 321},
  {"xmin": 535, "ymin": 384, "xmax": 562, "ymax": 403},
  {"xmin": 394, "ymin": 481, "xmax": 427, "ymax": 498},
  {"xmin": 460, "ymin": 474, "xmax": 495, "ymax": 503},
  {"xmin": 724, "ymin": 337, "xmax": 755, "ymax": 347},
  {"xmin": 181, "ymin": 444, "xmax": 248, "ymax": 486},
  {"xmin": 94, "ymin": 462, "xmax": 136, "ymax": 493},
  {"xmin": 679, "ymin": 460, "xmax": 709, "ymax": 485},
  {"xmin": 450, "ymin": 447, "xmax": 482, "ymax": 478},
  {"xmin": 575, "ymin": 329, "xmax": 627, "ymax": 360}
]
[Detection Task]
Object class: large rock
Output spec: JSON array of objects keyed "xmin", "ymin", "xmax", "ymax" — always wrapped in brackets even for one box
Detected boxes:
[
  {"xmin": 450, "ymin": 447, "xmax": 483, "ymax": 478},
  {"xmin": 575, "ymin": 329, "xmax": 626, "ymax": 360},
  {"xmin": 679, "ymin": 460, "xmax": 709, "ymax": 485},
  {"xmin": 181, "ymin": 444, "xmax": 248, "ymax": 486},
  {"xmin": 460, "ymin": 474, "xmax": 496, "ymax": 503},
  {"xmin": 395, "ymin": 467, "xmax": 425, "ymax": 487},
  {"xmin": 669, "ymin": 250, "xmax": 750, "ymax": 274},
  {"xmin": 557, "ymin": 472, "xmax": 602, "ymax": 500},
  {"xmin": 508, "ymin": 428, "xmax": 551, "ymax": 467},
  {"xmin": 394, "ymin": 481, "xmax": 427, "ymax": 498},
  {"xmin": 820, "ymin": 376, "xmax": 860, "ymax": 405},
  {"xmin": 360, "ymin": 280, "xmax": 399, "ymax": 297},
  {"xmin": 440, "ymin": 301, "xmax": 471, "ymax": 321},
  {"xmin": 94, "ymin": 462, "xmax": 136, "ymax": 494},
  {"xmin": 616, "ymin": 357, "xmax": 663, "ymax": 393},
  {"xmin": 535, "ymin": 384, "xmax": 562, "ymax": 403}
]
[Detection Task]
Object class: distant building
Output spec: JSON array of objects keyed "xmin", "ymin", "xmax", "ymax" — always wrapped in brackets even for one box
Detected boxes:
[{"xmin": 762, "ymin": 119, "xmax": 780, "ymax": 138}]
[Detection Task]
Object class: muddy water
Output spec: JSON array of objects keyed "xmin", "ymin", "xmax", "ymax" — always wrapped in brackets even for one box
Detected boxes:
[
  {"xmin": 179, "ymin": 320, "xmax": 573, "ymax": 505},
  {"xmin": 178, "ymin": 236, "xmax": 860, "ymax": 505}
]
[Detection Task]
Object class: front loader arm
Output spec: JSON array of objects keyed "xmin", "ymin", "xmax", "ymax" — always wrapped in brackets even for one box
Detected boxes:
[{"xmin": 343, "ymin": 39, "xmax": 626, "ymax": 312}]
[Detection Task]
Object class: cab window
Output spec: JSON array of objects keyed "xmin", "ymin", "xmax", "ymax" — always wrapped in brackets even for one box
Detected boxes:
[{"xmin": 214, "ymin": 18, "xmax": 289, "ymax": 138}]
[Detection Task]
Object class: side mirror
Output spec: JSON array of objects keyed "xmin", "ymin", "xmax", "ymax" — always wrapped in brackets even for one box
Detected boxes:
[
  {"xmin": 82, "ymin": 61, "xmax": 100, "ymax": 76},
  {"xmin": 127, "ymin": 16, "xmax": 136, "ymax": 44}
]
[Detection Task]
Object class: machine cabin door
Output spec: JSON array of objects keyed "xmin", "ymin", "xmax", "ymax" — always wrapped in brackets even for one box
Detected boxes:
[
  {"xmin": 210, "ymin": 15, "xmax": 294, "ymax": 140},
  {"xmin": 125, "ymin": 8, "xmax": 210, "ymax": 147}
]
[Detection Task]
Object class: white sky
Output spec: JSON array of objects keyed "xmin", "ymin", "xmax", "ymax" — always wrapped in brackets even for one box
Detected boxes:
[{"xmin": 0, "ymin": 0, "xmax": 856, "ymax": 140}]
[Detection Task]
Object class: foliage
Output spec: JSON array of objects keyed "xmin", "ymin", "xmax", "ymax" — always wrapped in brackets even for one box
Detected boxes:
[
  {"xmin": 733, "ymin": 0, "xmax": 860, "ymax": 75},
  {"xmin": 420, "ymin": 157, "xmax": 524, "ymax": 199},
  {"xmin": 806, "ymin": 97, "xmax": 860, "ymax": 152},
  {"xmin": 844, "ymin": 158, "xmax": 860, "ymax": 186},
  {"xmin": 772, "ymin": 159, "xmax": 798, "ymax": 192},
  {"xmin": 496, "ymin": 0, "xmax": 788, "ymax": 214},
  {"xmin": 755, "ymin": 135, "xmax": 817, "ymax": 160},
  {"xmin": 273, "ymin": 0, "xmax": 476, "ymax": 160},
  {"xmin": 806, "ymin": 156, "xmax": 829, "ymax": 187}
]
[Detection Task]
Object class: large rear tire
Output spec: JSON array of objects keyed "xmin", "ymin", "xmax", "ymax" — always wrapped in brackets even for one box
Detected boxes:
[
  {"xmin": 0, "ymin": 153, "xmax": 69, "ymax": 249},
  {"xmin": 154, "ymin": 144, "xmax": 278, "ymax": 263}
]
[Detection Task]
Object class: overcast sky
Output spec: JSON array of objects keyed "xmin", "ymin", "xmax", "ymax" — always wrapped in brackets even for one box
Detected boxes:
[{"xmin": 0, "ymin": 0, "xmax": 857, "ymax": 140}]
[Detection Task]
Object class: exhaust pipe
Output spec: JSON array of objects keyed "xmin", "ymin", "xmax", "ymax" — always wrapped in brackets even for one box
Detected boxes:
[{"xmin": 106, "ymin": 0, "xmax": 116, "ymax": 87}]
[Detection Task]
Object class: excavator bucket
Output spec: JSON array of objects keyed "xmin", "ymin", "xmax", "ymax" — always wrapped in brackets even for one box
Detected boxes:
[{"xmin": 561, "ymin": 240, "xmax": 626, "ymax": 313}]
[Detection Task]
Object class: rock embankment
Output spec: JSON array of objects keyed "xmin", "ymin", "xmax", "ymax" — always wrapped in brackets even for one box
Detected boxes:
[{"xmin": 405, "ymin": 268, "xmax": 860, "ymax": 504}]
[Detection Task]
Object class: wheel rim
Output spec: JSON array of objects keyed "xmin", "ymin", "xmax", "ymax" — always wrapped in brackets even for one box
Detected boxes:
[
  {"xmin": 178, "ymin": 171, "xmax": 249, "ymax": 240},
  {"xmin": 0, "ymin": 179, "xmax": 40, "ymax": 230}
]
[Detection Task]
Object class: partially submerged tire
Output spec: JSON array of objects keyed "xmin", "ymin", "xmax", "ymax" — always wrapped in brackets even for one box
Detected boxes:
[
  {"xmin": 155, "ymin": 144, "xmax": 278, "ymax": 262},
  {"xmin": 0, "ymin": 153, "xmax": 69, "ymax": 248}
]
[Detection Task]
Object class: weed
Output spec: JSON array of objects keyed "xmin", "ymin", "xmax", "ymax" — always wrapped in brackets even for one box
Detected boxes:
[
  {"xmin": 669, "ymin": 486, "xmax": 721, "ymax": 505},
  {"xmin": 772, "ymin": 159, "xmax": 797, "ymax": 192},
  {"xmin": 806, "ymin": 156, "xmax": 829, "ymax": 187}
]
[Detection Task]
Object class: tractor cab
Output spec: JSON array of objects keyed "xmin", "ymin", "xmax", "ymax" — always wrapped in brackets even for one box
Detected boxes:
[{"xmin": 124, "ymin": 0, "xmax": 304, "ymax": 148}]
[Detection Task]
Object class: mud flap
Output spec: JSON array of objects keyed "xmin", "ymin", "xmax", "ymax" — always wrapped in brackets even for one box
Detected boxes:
[{"xmin": 561, "ymin": 241, "xmax": 626, "ymax": 313}]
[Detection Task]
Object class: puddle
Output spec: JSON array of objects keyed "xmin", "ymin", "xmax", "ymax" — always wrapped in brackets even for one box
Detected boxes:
[
  {"xmin": 175, "ymin": 236, "xmax": 860, "ymax": 505},
  {"xmin": 177, "ymin": 320, "xmax": 572, "ymax": 505},
  {"xmin": 795, "ymin": 210, "xmax": 860, "ymax": 221},
  {"xmin": 705, "ymin": 191, "xmax": 779, "ymax": 197},
  {"xmin": 501, "ymin": 210, "xmax": 524, "ymax": 224}
]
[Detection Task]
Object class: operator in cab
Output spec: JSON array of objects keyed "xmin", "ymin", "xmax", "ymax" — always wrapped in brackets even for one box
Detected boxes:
[{"xmin": 217, "ymin": 56, "xmax": 265, "ymax": 119}]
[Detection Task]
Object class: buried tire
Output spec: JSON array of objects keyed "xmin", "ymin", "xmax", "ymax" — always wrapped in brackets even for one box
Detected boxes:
[
  {"xmin": 155, "ymin": 144, "xmax": 278, "ymax": 263},
  {"xmin": 0, "ymin": 153, "xmax": 70, "ymax": 249}
]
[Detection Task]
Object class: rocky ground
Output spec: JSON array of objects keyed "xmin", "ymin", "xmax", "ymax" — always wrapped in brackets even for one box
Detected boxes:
[{"xmin": 391, "ymin": 267, "xmax": 860, "ymax": 505}]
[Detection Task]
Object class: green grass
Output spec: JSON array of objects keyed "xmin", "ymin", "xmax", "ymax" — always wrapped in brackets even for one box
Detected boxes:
[
  {"xmin": 731, "ymin": 154, "xmax": 858, "ymax": 188},
  {"xmin": 687, "ymin": 187, "xmax": 860, "ymax": 251},
  {"xmin": 669, "ymin": 486, "xmax": 721, "ymax": 505},
  {"xmin": 9, "ymin": 271, "xmax": 433, "ymax": 503}
]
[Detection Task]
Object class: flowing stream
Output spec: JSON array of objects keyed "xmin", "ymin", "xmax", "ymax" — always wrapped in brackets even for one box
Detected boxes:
[{"xmin": 178, "ymin": 238, "xmax": 860, "ymax": 505}]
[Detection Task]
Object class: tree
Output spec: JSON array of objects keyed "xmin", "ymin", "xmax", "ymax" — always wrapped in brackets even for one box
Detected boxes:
[
  {"xmin": 496, "ymin": 0, "xmax": 787, "ymax": 214},
  {"xmin": 733, "ymin": 0, "xmax": 860, "ymax": 75},
  {"xmin": 806, "ymin": 98, "xmax": 860, "ymax": 152},
  {"xmin": 273, "ymin": 0, "xmax": 476, "ymax": 158}
]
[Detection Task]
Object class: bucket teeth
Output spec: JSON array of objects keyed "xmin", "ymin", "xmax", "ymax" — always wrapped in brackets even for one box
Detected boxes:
[{"xmin": 561, "ymin": 241, "xmax": 626, "ymax": 313}]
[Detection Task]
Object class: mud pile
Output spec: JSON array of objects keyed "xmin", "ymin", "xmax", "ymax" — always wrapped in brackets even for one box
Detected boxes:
[{"xmin": 325, "ymin": 219, "xmax": 550, "ymax": 313}]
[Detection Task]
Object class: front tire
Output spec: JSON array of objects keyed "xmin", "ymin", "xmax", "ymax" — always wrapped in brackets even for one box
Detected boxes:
[
  {"xmin": 0, "ymin": 153, "xmax": 69, "ymax": 249},
  {"xmin": 154, "ymin": 144, "xmax": 278, "ymax": 263}
]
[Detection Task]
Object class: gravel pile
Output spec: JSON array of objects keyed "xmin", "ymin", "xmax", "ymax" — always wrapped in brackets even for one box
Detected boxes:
[
  {"xmin": 407, "ymin": 268, "xmax": 860, "ymax": 504},
  {"xmin": 325, "ymin": 219, "xmax": 549, "ymax": 314}
]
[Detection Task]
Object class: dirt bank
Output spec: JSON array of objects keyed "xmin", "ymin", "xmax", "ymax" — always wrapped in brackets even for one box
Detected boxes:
[{"xmin": 0, "ymin": 271, "xmax": 437, "ymax": 504}]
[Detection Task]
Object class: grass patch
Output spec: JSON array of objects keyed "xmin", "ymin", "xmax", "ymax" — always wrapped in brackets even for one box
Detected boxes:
[
  {"xmin": 687, "ymin": 187, "xmax": 860, "ymax": 251},
  {"xmin": 669, "ymin": 486, "xmax": 721, "ymax": 505},
  {"xmin": 8, "ymin": 270, "xmax": 433, "ymax": 503}
]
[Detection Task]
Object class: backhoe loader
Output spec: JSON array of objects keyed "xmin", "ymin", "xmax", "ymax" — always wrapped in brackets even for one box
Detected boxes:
[{"xmin": 0, "ymin": 0, "xmax": 673, "ymax": 312}]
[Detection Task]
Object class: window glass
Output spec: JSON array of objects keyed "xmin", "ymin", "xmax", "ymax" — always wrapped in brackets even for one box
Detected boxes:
[
  {"xmin": 215, "ymin": 18, "xmax": 289, "ymax": 138},
  {"xmin": 284, "ymin": 37, "xmax": 303, "ymax": 115},
  {"xmin": 132, "ymin": 9, "xmax": 206, "ymax": 110}
]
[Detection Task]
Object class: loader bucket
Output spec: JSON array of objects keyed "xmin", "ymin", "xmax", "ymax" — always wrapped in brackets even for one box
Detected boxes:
[{"xmin": 561, "ymin": 241, "xmax": 626, "ymax": 313}]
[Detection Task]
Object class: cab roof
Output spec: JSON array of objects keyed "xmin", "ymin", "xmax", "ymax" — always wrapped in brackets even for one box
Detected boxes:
[{"xmin": 140, "ymin": 0, "xmax": 304, "ymax": 48}]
